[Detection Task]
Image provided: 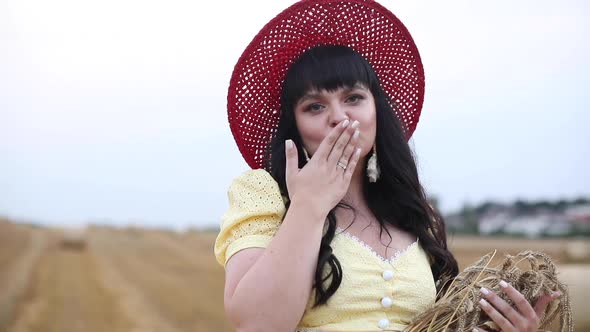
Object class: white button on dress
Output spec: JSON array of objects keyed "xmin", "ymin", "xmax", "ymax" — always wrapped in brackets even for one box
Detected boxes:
[
  {"xmin": 378, "ymin": 318, "xmax": 390, "ymax": 329},
  {"xmin": 382, "ymin": 270, "xmax": 394, "ymax": 280},
  {"xmin": 381, "ymin": 296, "xmax": 393, "ymax": 308}
]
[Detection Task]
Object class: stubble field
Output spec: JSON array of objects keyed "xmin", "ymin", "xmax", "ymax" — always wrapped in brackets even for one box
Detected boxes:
[{"xmin": 0, "ymin": 218, "xmax": 587, "ymax": 332}]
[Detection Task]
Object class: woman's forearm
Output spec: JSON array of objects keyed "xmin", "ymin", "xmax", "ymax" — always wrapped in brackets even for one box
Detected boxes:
[{"xmin": 226, "ymin": 196, "xmax": 327, "ymax": 332}]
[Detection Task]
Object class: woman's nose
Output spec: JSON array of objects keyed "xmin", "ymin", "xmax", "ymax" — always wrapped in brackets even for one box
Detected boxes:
[{"xmin": 329, "ymin": 107, "xmax": 349, "ymax": 128}]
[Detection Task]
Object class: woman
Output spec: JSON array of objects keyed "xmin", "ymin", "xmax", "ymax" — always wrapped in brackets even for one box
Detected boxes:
[{"xmin": 214, "ymin": 1, "xmax": 557, "ymax": 331}]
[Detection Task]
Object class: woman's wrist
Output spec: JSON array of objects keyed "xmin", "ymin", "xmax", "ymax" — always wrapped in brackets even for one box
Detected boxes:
[{"xmin": 289, "ymin": 194, "xmax": 329, "ymax": 223}]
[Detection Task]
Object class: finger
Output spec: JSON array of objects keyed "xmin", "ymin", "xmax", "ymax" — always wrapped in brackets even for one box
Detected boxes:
[
  {"xmin": 480, "ymin": 286, "xmax": 525, "ymax": 328},
  {"xmin": 337, "ymin": 128, "xmax": 359, "ymax": 169},
  {"xmin": 533, "ymin": 292, "xmax": 559, "ymax": 318},
  {"xmin": 479, "ymin": 298, "xmax": 515, "ymax": 332},
  {"xmin": 327, "ymin": 120, "xmax": 358, "ymax": 165},
  {"xmin": 472, "ymin": 328, "xmax": 490, "ymax": 332},
  {"xmin": 499, "ymin": 280, "xmax": 537, "ymax": 320},
  {"xmin": 343, "ymin": 147, "xmax": 362, "ymax": 180},
  {"xmin": 314, "ymin": 119, "xmax": 350, "ymax": 161},
  {"xmin": 284, "ymin": 140, "xmax": 298, "ymax": 180}
]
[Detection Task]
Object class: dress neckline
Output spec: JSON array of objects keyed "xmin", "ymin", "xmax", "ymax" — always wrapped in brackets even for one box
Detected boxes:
[{"xmin": 335, "ymin": 227, "xmax": 419, "ymax": 265}]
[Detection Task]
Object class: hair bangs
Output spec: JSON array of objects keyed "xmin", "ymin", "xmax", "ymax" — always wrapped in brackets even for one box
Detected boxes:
[{"xmin": 281, "ymin": 45, "xmax": 379, "ymax": 112}]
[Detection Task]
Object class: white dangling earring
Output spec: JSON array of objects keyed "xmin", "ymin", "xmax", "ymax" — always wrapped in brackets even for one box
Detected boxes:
[
  {"xmin": 367, "ymin": 143, "xmax": 380, "ymax": 183},
  {"xmin": 302, "ymin": 147, "xmax": 311, "ymax": 162}
]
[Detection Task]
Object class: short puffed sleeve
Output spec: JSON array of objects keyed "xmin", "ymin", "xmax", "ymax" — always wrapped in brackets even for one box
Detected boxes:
[{"xmin": 214, "ymin": 169, "xmax": 287, "ymax": 267}]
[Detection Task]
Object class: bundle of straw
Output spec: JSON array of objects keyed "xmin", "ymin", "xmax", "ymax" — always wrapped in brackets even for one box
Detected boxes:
[{"xmin": 404, "ymin": 250, "xmax": 573, "ymax": 332}]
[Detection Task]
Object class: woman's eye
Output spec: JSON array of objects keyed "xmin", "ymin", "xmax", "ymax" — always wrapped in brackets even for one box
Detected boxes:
[
  {"xmin": 346, "ymin": 94, "xmax": 364, "ymax": 103},
  {"xmin": 306, "ymin": 103, "xmax": 324, "ymax": 112}
]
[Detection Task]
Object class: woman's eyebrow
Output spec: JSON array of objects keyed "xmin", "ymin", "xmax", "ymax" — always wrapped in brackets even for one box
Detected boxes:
[
  {"xmin": 297, "ymin": 84, "xmax": 368, "ymax": 106},
  {"xmin": 341, "ymin": 84, "xmax": 368, "ymax": 94},
  {"xmin": 296, "ymin": 91, "xmax": 322, "ymax": 105},
  {"xmin": 350, "ymin": 83, "xmax": 369, "ymax": 91}
]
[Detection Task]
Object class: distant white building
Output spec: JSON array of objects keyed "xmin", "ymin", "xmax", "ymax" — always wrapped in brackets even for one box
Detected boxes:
[
  {"xmin": 503, "ymin": 215, "xmax": 553, "ymax": 238},
  {"xmin": 479, "ymin": 212, "xmax": 511, "ymax": 234},
  {"xmin": 542, "ymin": 215, "xmax": 572, "ymax": 236},
  {"xmin": 566, "ymin": 204, "xmax": 590, "ymax": 231}
]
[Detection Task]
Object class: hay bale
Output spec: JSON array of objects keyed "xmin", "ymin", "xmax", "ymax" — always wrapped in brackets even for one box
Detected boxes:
[
  {"xmin": 59, "ymin": 227, "xmax": 87, "ymax": 250},
  {"xmin": 563, "ymin": 240, "xmax": 590, "ymax": 263}
]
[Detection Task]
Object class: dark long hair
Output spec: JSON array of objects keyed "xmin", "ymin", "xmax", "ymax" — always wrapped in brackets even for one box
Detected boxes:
[{"xmin": 264, "ymin": 45, "xmax": 458, "ymax": 307}]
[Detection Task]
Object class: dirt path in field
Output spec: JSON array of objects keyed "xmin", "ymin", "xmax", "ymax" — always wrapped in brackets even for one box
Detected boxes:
[
  {"xmin": 0, "ymin": 229, "xmax": 46, "ymax": 332},
  {"xmin": 89, "ymin": 228, "xmax": 232, "ymax": 332},
  {"xmin": 6, "ymin": 244, "xmax": 131, "ymax": 332}
]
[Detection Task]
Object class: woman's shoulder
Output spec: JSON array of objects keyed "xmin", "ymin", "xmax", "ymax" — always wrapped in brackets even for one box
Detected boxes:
[
  {"xmin": 225, "ymin": 168, "xmax": 287, "ymax": 214},
  {"xmin": 215, "ymin": 169, "xmax": 286, "ymax": 267},
  {"xmin": 228, "ymin": 168, "xmax": 284, "ymax": 199},
  {"xmin": 230, "ymin": 168, "xmax": 276, "ymax": 188}
]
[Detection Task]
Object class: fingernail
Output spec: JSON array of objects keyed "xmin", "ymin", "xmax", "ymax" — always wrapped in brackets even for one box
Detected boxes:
[
  {"xmin": 351, "ymin": 120, "xmax": 360, "ymax": 129},
  {"xmin": 285, "ymin": 140, "xmax": 293, "ymax": 150},
  {"xmin": 552, "ymin": 291, "xmax": 562, "ymax": 298},
  {"xmin": 353, "ymin": 129, "xmax": 360, "ymax": 140},
  {"xmin": 341, "ymin": 119, "xmax": 350, "ymax": 128},
  {"xmin": 472, "ymin": 329, "xmax": 479, "ymax": 332},
  {"xmin": 479, "ymin": 287, "xmax": 490, "ymax": 296},
  {"xmin": 479, "ymin": 298, "xmax": 489, "ymax": 307},
  {"xmin": 499, "ymin": 280, "xmax": 508, "ymax": 288}
]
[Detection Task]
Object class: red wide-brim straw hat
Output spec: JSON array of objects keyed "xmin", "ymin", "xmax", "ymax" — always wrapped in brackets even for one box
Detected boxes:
[{"xmin": 228, "ymin": 0, "xmax": 425, "ymax": 169}]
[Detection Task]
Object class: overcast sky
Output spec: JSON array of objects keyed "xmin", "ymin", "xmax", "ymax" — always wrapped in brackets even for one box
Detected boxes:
[{"xmin": 1, "ymin": 0, "xmax": 588, "ymax": 230}]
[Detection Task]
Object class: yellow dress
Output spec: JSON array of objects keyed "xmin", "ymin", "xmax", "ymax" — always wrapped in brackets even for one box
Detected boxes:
[{"xmin": 214, "ymin": 169, "xmax": 437, "ymax": 332}]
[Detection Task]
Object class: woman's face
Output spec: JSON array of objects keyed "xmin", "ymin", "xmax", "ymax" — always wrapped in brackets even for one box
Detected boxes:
[{"xmin": 293, "ymin": 82, "xmax": 377, "ymax": 159}]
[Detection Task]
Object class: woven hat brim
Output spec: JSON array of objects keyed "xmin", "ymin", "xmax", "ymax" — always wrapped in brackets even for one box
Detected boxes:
[{"xmin": 228, "ymin": 0, "xmax": 425, "ymax": 169}]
